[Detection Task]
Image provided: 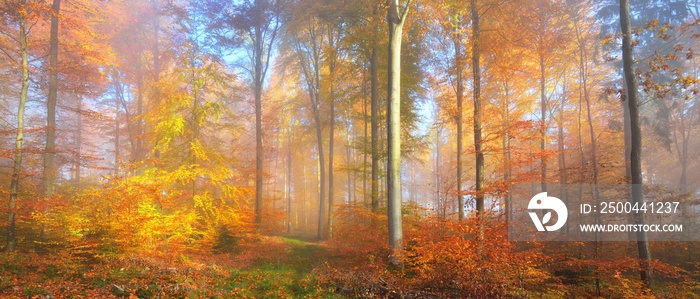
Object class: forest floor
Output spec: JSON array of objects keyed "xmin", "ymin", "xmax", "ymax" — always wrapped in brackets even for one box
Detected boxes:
[{"xmin": 0, "ymin": 236, "xmax": 342, "ymax": 298}]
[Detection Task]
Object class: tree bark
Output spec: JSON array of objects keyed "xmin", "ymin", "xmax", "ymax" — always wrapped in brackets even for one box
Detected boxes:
[
  {"xmin": 362, "ymin": 66, "xmax": 369, "ymax": 206},
  {"xmin": 254, "ymin": 22, "xmax": 264, "ymax": 225},
  {"xmin": 314, "ymin": 109, "xmax": 326, "ymax": 239},
  {"xmin": 370, "ymin": 4, "xmax": 380, "ymax": 213},
  {"xmin": 453, "ymin": 13, "xmax": 464, "ymax": 221},
  {"xmin": 287, "ymin": 123, "xmax": 293, "ymax": 234},
  {"xmin": 539, "ymin": 53, "xmax": 548, "ymax": 193},
  {"xmin": 43, "ymin": 0, "xmax": 61, "ymax": 197},
  {"xmin": 328, "ymin": 50, "xmax": 336, "ymax": 238},
  {"xmin": 619, "ymin": 0, "xmax": 652, "ymax": 288},
  {"xmin": 75, "ymin": 97, "xmax": 83, "ymax": 184},
  {"xmin": 114, "ymin": 91, "xmax": 120, "ymax": 176},
  {"xmin": 471, "ymin": 0, "xmax": 484, "ymax": 220},
  {"xmin": 502, "ymin": 80, "xmax": 512, "ymax": 222},
  {"xmin": 387, "ymin": 0, "xmax": 410, "ymax": 266},
  {"xmin": 7, "ymin": 1, "xmax": 30, "ymax": 252},
  {"xmin": 136, "ymin": 57, "xmax": 144, "ymax": 163}
]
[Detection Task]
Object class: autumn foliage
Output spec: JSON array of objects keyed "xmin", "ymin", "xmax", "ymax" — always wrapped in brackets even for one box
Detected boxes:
[{"xmin": 1, "ymin": 0, "xmax": 700, "ymax": 297}]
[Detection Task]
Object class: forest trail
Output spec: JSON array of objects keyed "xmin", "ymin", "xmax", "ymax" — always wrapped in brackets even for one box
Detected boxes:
[{"xmin": 218, "ymin": 236, "xmax": 336, "ymax": 298}]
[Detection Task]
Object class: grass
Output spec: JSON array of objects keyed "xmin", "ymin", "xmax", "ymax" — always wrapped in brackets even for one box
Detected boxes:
[{"xmin": 216, "ymin": 237, "xmax": 338, "ymax": 298}]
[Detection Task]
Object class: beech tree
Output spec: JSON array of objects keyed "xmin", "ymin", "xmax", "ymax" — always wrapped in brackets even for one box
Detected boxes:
[
  {"xmin": 202, "ymin": 0, "xmax": 282, "ymax": 225},
  {"xmin": 386, "ymin": 0, "xmax": 413, "ymax": 266},
  {"xmin": 619, "ymin": 0, "xmax": 652, "ymax": 288},
  {"xmin": 4, "ymin": 0, "xmax": 30, "ymax": 252}
]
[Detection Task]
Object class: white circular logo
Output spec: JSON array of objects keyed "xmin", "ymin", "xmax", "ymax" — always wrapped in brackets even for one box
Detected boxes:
[{"xmin": 528, "ymin": 192, "xmax": 568, "ymax": 232}]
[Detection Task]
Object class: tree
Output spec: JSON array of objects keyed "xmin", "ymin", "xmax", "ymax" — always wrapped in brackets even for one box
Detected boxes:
[
  {"xmin": 42, "ymin": 0, "xmax": 60, "ymax": 197},
  {"xmin": 471, "ymin": 0, "xmax": 484, "ymax": 222},
  {"xmin": 619, "ymin": 0, "xmax": 652, "ymax": 288},
  {"xmin": 517, "ymin": 0, "xmax": 568, "ymax": 192},
  {"xmin": 386, "ymin": 0, "xmax": 412, "ymax": 266},
  {"xmin": 370, "ymin": 0, "xmax": 381, "ymax": 213},
  {"xmin": 288, "ymin": 14, "xmax": 327, "ymax": 238},
  {"xmin": 5, "ymin": 0, "xmax": 30, "ymax": 252},
  {"xmin": 203, "ymin": 0, "xmax": 282, "ymax": 225}
]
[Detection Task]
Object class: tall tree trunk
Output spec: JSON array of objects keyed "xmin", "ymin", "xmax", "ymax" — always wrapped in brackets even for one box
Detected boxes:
[
  {"xmin": 435, "ymin": 122, "xmax": 442, "ymax": 219},
  {"xmin": 620, "ymin": 0, "xmax": 652, "ymax": 288},
  {"xmin": 346, "ymin": 110, "xmax": 353, "ymax": 205},
  {"xmin": 328, "ymin": 62, "xmax": 336, "ymax": 239},
  {"xmin": 453, "ymin": 14, "xmax": 465, "ymax": 221},
  {"xmin": 7, "ymin": 3, "xmax": 29, "ymax": 252},
  {"xmin": 114, "ymin": 94, "xmax": 120, "ymax": 176},
  {"xmin": 558, "ymin": 92, "xmax": 567, "ymax": 188},
  {"xmin": 254, "ymin": 23, "xmax": 264, "ymax": 225},
  {"xmin": 287, "ymin": 124, "xmax": 293, "ymax": 234},
  {"xmin": 75, "ymin": 98, "xmax": 83, "ymax": 184},
  {"xmin": 386, "ymin": 0, "xmax": 410, "ymax": 266},
  {"xmin": 302, "ymin": 157, "xmax": 308, "ymax": 232},
  {"xmin": 136, "ymin": 56, "xmax": 144, "ymax": 163},
  {"xmin": 191, "ymin": 59, "xmax": 199, "ymax": 198},
  {"xmin": 43, "ymin": 0, "xmax": 61, "ymax": 197},
  {"xmin": 370, "ymin": 5, "xmax": 380, "ymax": 213},
  {"xmin": 314, "ymin": 109, "xmax": 326, "ymax": 239},
  {"xmin": 471, "ymin": 0, "xmax": 484, "ymax": 220},
  {"xmin": 362, "ymin": 66, "xmax": 369, "ymax": 206},
  {"xmin": 502, "ymin": 80, "xmax": 512, "ymax": 222},
  {"xmin": 539, "ymin": 54, "xmax": 548, "ymax": 193},
  {"xmin": 673, "ymin": 109, "xmax": 689, "ymax": 194}
]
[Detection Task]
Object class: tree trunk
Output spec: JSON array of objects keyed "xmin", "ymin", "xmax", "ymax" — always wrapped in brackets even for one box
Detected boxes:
[
  {"xmin": 287, "ymin": 124, "xmax": 293, "ymax": 234},
  {"xmin": 471, "ymin": 0, "xmax": 484, "ymax": 220},
  {"xmin": 75, "ymin": 98, "xmax": 83, "ymax": 184},
  {"xmin": 136, "ymin": 63, "xmax": 144, "ymax": 163},
  {"xmin": 620, "ymin": 0, "xmax": 652, "ymax": 288},
  {"xmin": 254, "ymin": 23, "xmax": 264, "ymax": 225},
  {"xmin": 328, "ymin": 65, "xmax": 336, "ymax": 239},
  {"xmin": 114, "ymin": 93, "xmax": 120, "ymax": 176},
  {"xmin": 558, "ymin": 92, "xmax": 567, "ymax": 187},
  {"xmin": 43, "ymin": 0, "xmax": 61, "ymax": 197},
  {"xmin": 435, "ymin": 121, "xmax": 442, "ymax": 219},
  {"xmin": 363, "ymin": 66, "xmax": 369, "ymax": 206},
  {"xmin": 387, "ymin": 0, "xmax": 410, "ymax": 266},
  {"xmin": 302, "ymin": 157, "xmax": 308, "ymax": 232},
  {"xmin": 539, "ymin": 54, "xmax": 548, "ymax": 193},
  {"xmin": 7, "ymin": 3, "xmax": 29, "ymax": 252},
  {"xmin": 453, "ymin": 14, "xmax": 465, "ymax": 221},
  {"xmin": 346, "ymin": 111, "xmax": 353, "ymax": 205},
  {"xmin": 370, "ymin": 6, "xmax": 380, "ymax": 213},
  {"xmin": 502, "ymin": 80, "xmax": 512, "ymax": 222},
  {"xmin": 314, "ymin": 109, "xmax": 326, "ymax": 239}
]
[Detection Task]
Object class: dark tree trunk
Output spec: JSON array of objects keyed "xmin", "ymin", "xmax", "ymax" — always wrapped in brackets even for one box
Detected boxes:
[
  {"xmin": 471, "ymin": 0, "xmax": 484, "ymax": 220},
  {"xmin": 370, "ymin": 5, "xmax": 380, "ymax": 213},
  {"xmin": 620, "ymin": 0, "xmax": 652, "ymax": 288},
  {"xmin": 43, "ymin": 0, "xmax": 61, "ymax": 197},
  {"xmin": 328, "ymin": 56, "xmax": 336, "ymax": 238}
]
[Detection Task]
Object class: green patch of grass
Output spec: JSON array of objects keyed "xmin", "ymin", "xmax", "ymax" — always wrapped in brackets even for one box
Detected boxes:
[{"xmin": 216, "ymin": 238, "xmax": 339, "ymax": 298}]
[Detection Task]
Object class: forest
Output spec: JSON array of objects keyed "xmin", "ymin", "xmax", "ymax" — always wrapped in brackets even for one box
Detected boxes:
[{"xmin": 0, "ymin": 0, "xmax": 699, "ymax": 297}]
